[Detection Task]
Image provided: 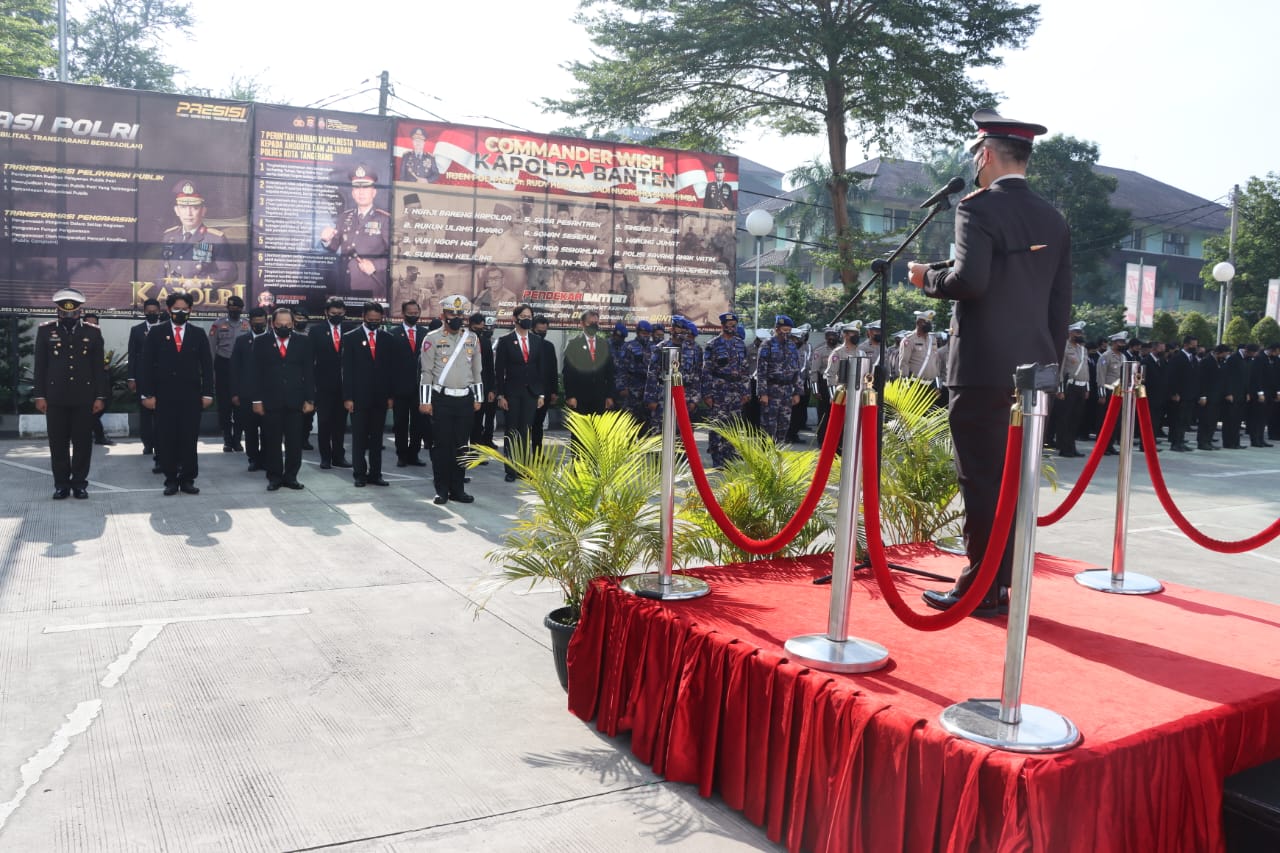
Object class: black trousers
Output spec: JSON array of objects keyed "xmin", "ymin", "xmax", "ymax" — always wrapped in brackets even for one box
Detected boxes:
[
  {"xmin": 1196, "ymin": 400, "xmax": 1218, "ymax": 447},
  {"xmin": 947, "ymin": 386, "xmax": 1015, "ymax": 597},
  {"xmin": 138, "ymin": 397, "xmax": 157, "ymax": 453},
  {"xmin": 350, "ymin": 404, "xmax": 387, "ymax": 480},
  {"xmin": 47, "ymin": 402, "xmax": 94, "ymax": 488},
  {"xmin": 1222, "ymin": 399, "xmax": 1245, "ymax": 447},
  {"xmin": 1056, "ymin": 385, "xmax": 1087, "ymax": 453},
  {"xmin": 261, "ymin": 406, "xmax": 305, "ymax": 484},
  {"xmin": 814, "ymin": 382, "xmax": 832, "ymax": 444},
  {"xmin": 1248, "ymin": 399, "xmax": 1269, "ymax": 444},
  {"xmin": 214, "ymin": 356, "xmax": 239, "ymax": 444},
  {"xmin": 471, "ymin": 398, "xmax": 497, "ymax": 446},
  {"xmin": 531, "ymin": 400, "xmax": 549, "ymax": 451},
  {"xmin": 1169, "ymin": 398, "xmax": 1195, "ymax": 447},
  {"xmin": 239, "ymin": 404, "xmax": 263, "ymax": 463},
  {"xmin": 315, "ymin": 393, "xmax": 348, "ymax": 464},
  {"xmin": 393, "ymin": 394, "xmax": 430, "ymax": 461},
  {"xmin": 156, "ymin": 397, "xmax": 202, "ymax": 486},
  {"xmin": 502, "ymin": 390, "xmax": 538, "ymax": 477},
  {"xmin": 430, "ymin": 394, "xmax": 474, "ymax": 496}
]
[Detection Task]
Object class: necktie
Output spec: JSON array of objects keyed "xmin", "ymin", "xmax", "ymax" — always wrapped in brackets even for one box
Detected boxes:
[
  {"xmin": 174, "ymin": 326, "xmax": 183, "ymax": 352},
  {"xmin": 588, "ymin": 337, "xmax": 595, "ymax": 361},
  {"xmin": 408, "ymin": 328, "xmax": 416, "ymax": 351},
  {"xmin": 369, "ymin": 332, "xmax": 377, "ymax": 360},
  {"xmin": 520, "ymin": 334, "xmax": 528, "ymax": 362},
  {"xmin": 278, "ymin": 339, "xmax": 287, "ymax": 358},
  {"xmin": 333, "ymin": 324, "xmax": 340, "ymax": 352}
]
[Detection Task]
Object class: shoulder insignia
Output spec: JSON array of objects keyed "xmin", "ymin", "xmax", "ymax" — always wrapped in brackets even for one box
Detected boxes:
[
  {"xmin": 164, "ymin": 225, "xmax": 181, "ymax": 234},
  {"xmin": 375, "ymin": 208, "xmax": 391, "ymax": 217},
  {"xmin": 205, "ymin": 227, "xmax": 224, "ymax": 237},
  {"xmin": 960, "ymin": 186, "xmax": 990, "ymax": 202}
]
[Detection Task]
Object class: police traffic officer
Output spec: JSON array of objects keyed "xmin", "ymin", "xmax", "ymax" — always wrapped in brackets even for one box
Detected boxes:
[
  {"xmin": 33, "ymin": 288, "xmax": 109, "ymax": 499},
  {"xmin": 1097, "ymin": 332, "xmax": 1128, "ymax": 454},
  {"xmin": 1055, "ymin": 321, "xmax": 1089, "ymax": 457},
  {"xmin": 419, "ymin": 295, "xmax": 483, "ymax": 504}
]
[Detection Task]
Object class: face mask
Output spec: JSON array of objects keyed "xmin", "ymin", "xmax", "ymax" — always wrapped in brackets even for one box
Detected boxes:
[
  {"xmin": 228, "ymin": 310, "xmax": 242, "ymax": 321},
  {"xmin": 826, "ymin": 336, "xmax": 839, "ymax": 346},
  {"xmin": 517, "ymin": 317, "xmax": 533, "ymax": 330},
  {"xmin": 404, "ymin": 314, "xmax": 420, "ymax": 325},
  {"xmin": 533, "ymin": 329, "xmax": 546, "ymax": 338},
  {"xmin": 275, "ymin": 326, "xmax": 292, "ymax": 338},
  {"xmin": 145, "ymin": 313, "xmax": 160, "ymax": 324},
  {"xmin": 251, "ymin": 323, "xmax": 267, "ymax": 334},
  {"xmin": 446, "ymin": 317, "xmax": 464, "ymax": 331},
  {"xmin": 59, "ymin": 315, "xmax": 79, "ymax": 328},
  {"xmin": 328, "ymin": 313, "xmax": 344, "ymax": 324},
  {"xmin": 170, "ymin": 310, "xmax": 189, "ymax": 325},
  {"xmin": 971, "ymin": 149, "xmax": 986, "ymax": 189},
  {"xmin": 364, "ymin": 321, "xmax": 381, "ymax": 332},
  {"xmin": 585, "ymin": 323, "xmax": 599, "ymax": 334},
  {"xmin": 920, "ymin": 322, "xmax": 933, "ymax": 334},
  {"xmin": 1071, "ymin": 335, "xmax": 1084, "ymax": 344}
]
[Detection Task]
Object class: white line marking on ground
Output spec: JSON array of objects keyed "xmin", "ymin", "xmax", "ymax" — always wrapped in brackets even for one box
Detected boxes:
[
  {"xmin": 0, "ymin": 458, "xmax": 127, "ymax": 491},
  {"xmin": 43, "ymin": 608, "xmax": 311, "ymax": 634},
  {"xmin": 1191, "ymin": 469, "xmax": 1280, "ymax": 479}
]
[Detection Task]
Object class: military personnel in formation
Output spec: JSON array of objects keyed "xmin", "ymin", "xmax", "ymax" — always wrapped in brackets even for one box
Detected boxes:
[
  {"xmin": 320, "ymin": 166, "xmax": 390, "ymax": 297},
  {"xmin": 33, "ymin": 288, "xmax": 109, "ymax": 499},
  {"xmin": 856, "ymin": 320, "xmax": 884, "ymax": 370},
  {"xmin": 618, "ymin": 320, "xmax": 656, "ymax": 428},
  {"xmin": 209, "ymin": 295, "xmax": 250, "ymax": 452},
  {"xmin": 160, "ymin": 180, "xmax": 239, "ymax": 288},
  {"xmin": 1096, "ymin": 332, "xmax": 1128, "ymax": 454},
  {"xmin": 787, "ymin": 325, "xmax": 812, "ymax": 442},
  {"xmin": 400, "ymin": 127, "xmax": 440, "ymax": 183},
  {"xmin": 1054, "ymin": 321, "xmax": 1090, "ymax": 457},
  {"xmin": 419, "ymin": 295, "xmax": 484, "ymax": 505},
  {"xmin": 701, "ymin": 312, "xmax": 751, "ymax": 466},
  {"xmin": 897, "ymin": 310, "xmax": 943, "ymax": 386},
  {"xmin": 810, "ymin": 326, "xmax": 840, "ymax": 443},
  {"xmin": 824, "ymin": 322, "xmax": 864, "ymax": 387},
  {"xmin": 643, "ymin": 317, "xmax": 703, "ymax": 431},
  {"xmin": 756, "ymin": 315, "xmax": 805, "ymax": 444}
]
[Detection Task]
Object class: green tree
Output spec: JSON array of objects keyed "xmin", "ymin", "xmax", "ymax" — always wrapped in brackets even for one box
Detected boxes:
[
  {"xmin": 68, "ymin": 0, "xmax": 192, "ymax": 92},
  {"xmin": 1251, "ymin": 316, "xmax": 1280, "ymax": 346},
  {"xmin": 548, "ymin": 0, "xmax": 1038, "ymax": 292},
  {"xmin": 1069, "ymin": 302, "xmax": 1126, "ymax": 342},
  {"xmin": 0, "ymin": 316, "xmax": 36, "ymax": 413},
  {"xmin": 1, "ymin": 0, "xmax": 56, "ymax": 77},
  {"xmin": 1223, "ymin": 315, "xmax": 1253, "ymax": 347},
  {"xmin": 1177, "ymin": 311, "xmax": 1216, "ymax": 347},
  {"xmin": 1025, "ymin": 136, "xmax": 1131, "ymax": 304},
  {"xmin": 1152, "ymin": 310, "xmax": 1180, "ymax": 345},
  {"xmin": 1202, "ymin": 175, "xmax": 1280, "ymax": 324}
]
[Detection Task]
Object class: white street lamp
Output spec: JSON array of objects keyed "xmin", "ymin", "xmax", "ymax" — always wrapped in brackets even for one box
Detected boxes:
[
  {"xmin": 745, "ymin": 208, "xmax": 775, "ymax": 331},
  {"xmin": 1213, "ymin": 260, "xmax": 1235, "ymax": 343}
]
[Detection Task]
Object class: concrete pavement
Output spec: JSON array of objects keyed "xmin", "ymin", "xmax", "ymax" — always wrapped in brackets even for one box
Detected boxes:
[{"xmin": 0, "ymin": 429, "xmax": 1277, "ymax": 850}]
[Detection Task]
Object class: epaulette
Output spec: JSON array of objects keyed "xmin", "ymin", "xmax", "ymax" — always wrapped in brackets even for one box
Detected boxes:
[
  {"xmin": 375, "ymin": 208, "xmax": 390, "ymax": 217},
  {"xmin": 204, "ymin": 227, "xmax": 224, "ymax": 237},
  {"xmin": 960, "ymin": 186, "xmax": 990, "ymax": 202},
  {"xmin": 163, "ymin": 225, "xmax": 181, "ymax": 234}
]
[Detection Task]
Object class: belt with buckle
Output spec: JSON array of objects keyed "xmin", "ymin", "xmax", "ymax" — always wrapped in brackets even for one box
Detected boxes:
[{"xmin": 434, "ymin": 386, "xmax": 472, "ymax": 397}]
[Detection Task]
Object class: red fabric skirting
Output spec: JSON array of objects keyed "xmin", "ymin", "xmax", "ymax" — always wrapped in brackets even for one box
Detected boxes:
[{"xmin": 566, "ymin": 548, "xmax": 1280, "ymax": 852}]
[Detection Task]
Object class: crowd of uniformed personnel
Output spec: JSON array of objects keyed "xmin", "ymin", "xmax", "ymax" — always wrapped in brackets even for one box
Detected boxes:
[{"xmin": 31, "ymin": 283, "xmax": 1280, "ymax": 502}]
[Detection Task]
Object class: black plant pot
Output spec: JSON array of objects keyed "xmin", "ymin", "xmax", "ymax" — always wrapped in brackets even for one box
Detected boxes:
[{"xmin": 545, "ymin": 606, "xmax": 578, "ymax": 692}]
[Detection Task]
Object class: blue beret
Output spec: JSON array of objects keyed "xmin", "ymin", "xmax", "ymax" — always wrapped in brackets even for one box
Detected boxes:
[
  {"xmin": 636, "ymin": 320, "xmax": 653, "ymax": 332},
  {"xmin": 613, "ymin": 321, "xmax": 627, "ymax": 333},
  {"xmin": 683, "ymin": 319, "xmax": 699, "ymax": 333},
  {"xmin": 654, "ymin": 322, "xmax": 665, "ymax": 331},
  {"xmin": 775, "ymin": 314, "xmax": 794, "ymax": 327},
  {"xmin": 719, "ymin": 311, "xmax": 737, "ymax": 324}
]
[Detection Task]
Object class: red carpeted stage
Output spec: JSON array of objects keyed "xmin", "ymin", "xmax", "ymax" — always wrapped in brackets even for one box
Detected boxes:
[{"xmin": 566, "ymin": 547, "xmax": 1280, "ymax": 852}]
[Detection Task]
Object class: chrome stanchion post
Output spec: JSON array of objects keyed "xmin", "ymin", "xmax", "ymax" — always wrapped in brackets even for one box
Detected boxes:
[
  {"xmin": 620, "ymin": 347, "xmax": 711, "ymax": 601},
  {"xmin": 1076, "ymin": 360, "xmax": 1163, "ymax": 595},
  {"xmin": 784, "ymin": 355, "xmax": 889, "ymax": 673},
  {"xmin": 940, "ymin": 363, "xmax": 1081, "ymax": 752}
]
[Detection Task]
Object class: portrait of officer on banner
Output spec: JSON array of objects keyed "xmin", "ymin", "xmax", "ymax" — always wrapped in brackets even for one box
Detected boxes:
[
  {"xmin": 399, "ymin": 127, "xmax": 440, "ymax": 183},
  {"xmin": 157, "ymin": 179, "xmax": 239, "ymax": 290},
  {"xmin": 320, "ymin": 165, "xmax": 391, "ymax": 299},
  {"xmin": 702, "ymin": 161, "xmax": 737, "ymax": 211}
]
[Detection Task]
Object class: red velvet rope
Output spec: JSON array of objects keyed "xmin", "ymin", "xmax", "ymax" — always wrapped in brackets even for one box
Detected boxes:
[
  {"xmin": 1135, "ymin": 396, "xmax": 1280, "ymax": 553},
  {"xmin": 672, "ymin": 384, "xmax": 845, "ymax": 555},
  {"xmin": 1037, "ymin": 390, "xmax": 1121, "ymax": 526},
  {"xmin": 862, "ymin": 402, "xmax": 1024, "ymax": 630}
]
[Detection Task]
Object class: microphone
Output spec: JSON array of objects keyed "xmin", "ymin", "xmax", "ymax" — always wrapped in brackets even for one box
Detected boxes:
[{"xmin": 918, "ymin": 176, "xmax": 965, "ymax": 209}]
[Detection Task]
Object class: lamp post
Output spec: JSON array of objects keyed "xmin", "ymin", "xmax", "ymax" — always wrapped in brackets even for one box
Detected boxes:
[
  {"xmin": 1213, "ymin": 261, "xmax": 1235, "ymax": 344},
  {"xmin": 745, "ymin": 209, "xmax": 774, "ymax": 331}
]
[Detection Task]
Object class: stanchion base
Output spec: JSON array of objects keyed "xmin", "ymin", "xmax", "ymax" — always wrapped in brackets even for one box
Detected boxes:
[
  {"xmin": 619, "ymin": 572, "xmax": 711, "ymax": 600},
  {"xmin": 935, "ymin": 535, "xmax": 967, "ymax": 556},
  {"xmin": 940, "ymin": 700, "xmax": 1081, "ymax": 753},
  {"xmin": 783, "ymin": 633, "xmax": 890, "ymax": 674},
  {"xmin": 1074, "ymin": 569, "xmax": 1163, "ymax": 595}
]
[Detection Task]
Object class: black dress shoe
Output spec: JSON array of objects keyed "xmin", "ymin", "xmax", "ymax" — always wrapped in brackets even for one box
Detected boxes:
[
  {"xmin": 353, "ymin": 477, "xmax": 367, "ymax": 487},
  {"xmin": 318, "ymin": 461, "xmax": 331, "ymax": 470},
  {"xmin": 396, "ymin": 459, "xmax": 408, "ymax": 468},
  {"xmin": 232, "ymin": 442, "xmax": 244, "ymax": 452},
  {"xmin": 1057, "ymin": 450, "xmax": 1081, "ymax": 458},
  {"xmin": 72, "ymin": 488, "xmax": 88, "ymax": 499},
  {"xmin": 332, "ymin": 459, "xmax": 353, "ymax": 468},
  {"xmin": 504, "ymin": 473, "xmax": 517, "ymax": 483},
  {"xmin": 163, "ymin": 484, "xmax": 179, "ymax": 496},
  {"xmin": 267, "ymin": 481, "xmax": 281, "ymax": 491},
  {"xmin": 222, "ymin": 444, "xmax": 235, "ymax": 453},
  {"xmin": 449, "ymin": 492, "xmax": 475, "ymax": 503},
  {"xmin": 1103, "ymin": 447, "xmax": 1118, "ymax": 456},
  {"xmin": 283, "ymin": 480, "xmax": 304, "ymax": 490},
  {"xmin": 1170, "ymin": 444, "xmax": 1190, "ymax": 452},
  {"xmin": 922, "ymin": 588, "xmax": 1001, "ymax": 619},
  {"xmin": 463, "ymin": 476, "xmax": 472, "ymax": 483},
  {"xmin": 433, "ymin": 494, "xmax": 449, "ymax": 505},
  {"xmin": 247, "ymin": 462, "xmax": 261, "ymax": 472},
  {"xmin": 367, "ymin": 477, "xmax": 390, "ymax": 486},
  {"xmin": 179, "ymin": 483, "xmax": 200, "ymax": 495},
  {"xmin": 152, "ymin": 463, "xmax": 164, "ymax": 474},
  {"xmin": 52, "ymin": 487, "xmax": 71, "ymax": 500},
  {"xmin": 97, "ymin": 437, "xmax": 116, "ymax": 446},
  {"xmin": 142, "ymin": 445, "xmax": 153, "ymax": 455},
  {"xmin": 302, "ymin": 440, "xmax": 315, "ymax": 450},
  {"xmin": 408, "ymin": 457, "xmax": 427, "ymax": 467}
]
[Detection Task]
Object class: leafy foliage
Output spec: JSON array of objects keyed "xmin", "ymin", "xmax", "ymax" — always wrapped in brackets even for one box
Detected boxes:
[
  {"xmin": 1151, "ymin": 310, "xmax": 1180, "ymax": 346},
  {"xmin": 1251, "ymin": 316, "xmax": 1280, "ymax": 347},
  {"xmin": 1223, "ymin": 315, "xmax": 1253, "ymax": 348},
  {"xmin": 1202, "ymin": 175, "xmax": 1280, "ymax": 324},
  {"xmin": 68, "ymin": 0, "xmax": 192, "ymax": 92},
  {"xmin": 875, "ymin": 379, "xmax": 963, "ymax": 544},
  {"xmin": 0, "ymin": 0, "xmax": 56, "ymax": 77},
  {"xmin": 1177, "ymin": 311, "xmax": 1217, "ymax": 347},
  {"xmin": 0, "ymin": 316, "xmax": 35, "ymax": 413},
  {"xmin": 468, "ymin": 410, "xmax": 703, "ymax": 620},
  {"xmin": 1070, "ymin": 302, "xmax": 1127, "ymax": 343}
]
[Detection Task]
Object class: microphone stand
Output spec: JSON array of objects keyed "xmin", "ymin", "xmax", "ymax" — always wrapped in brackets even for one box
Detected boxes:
[{"xmin": 814, "ymin": 191, "xmax": 959, "ymax": 586}]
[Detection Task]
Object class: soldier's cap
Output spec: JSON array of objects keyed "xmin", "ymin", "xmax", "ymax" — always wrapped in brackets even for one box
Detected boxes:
[
  {"xmin": 671, "ymin": 314, "xmax": 686, "ymax": 325},
  {"xmin": 409, "ymin": 127, "xmax": 427, "ymax": 140},
  {"xmin": 935, "ymin": 331, "xmax": 950, "ymax": 342},
  {"xmin": 774, "ymin": 314, "xmax": 793, "ymax": 328},
  {"xmin": 1068, "ymin": 321, "xmax": 1087, "ymax": 332},
  {"xmin": 893, "ymin": 330, "xmax": 911, "ymax": 340},
  {"xmin": 349, "ymin": 165, "xmax": 377, "ymax": 187},
  {"xmin": 713, "ymin": 161, "xmax": 725, "ymax": 170},
  {"xmin": 172, "ymin": 180, "xmax": 205, "ymax": 206},
  {"xmin": 793, "ymin": 323, "xmax": 811, "ymax": 335},
  {"xmin": 683, "ymin": 319, "xmax": 700, "ymax": 334},
  {"xmin": 52, "ymin": 287, "xmax": 86, "ymax": 310},
  {"xmin": 718, "ymin": 311, "xmax": 738, "ymax": 325},
  {"xmin": 614, "ymin": 321, "xmax": 627, "ymax": 333},
  {"xmin": 1109, "ymin": 331, "xmax": 1129, "ymax": 342},
  {"xmin": 440, "ymin": 294, "xmax": 471, "ymax": 313},
  {"xmin": 636, "ymin": 320, "xmax": 653, "ymax": 332},
  {"xmin": 913, "ymin": 310, "xmax": 936, "ymax": 321},
  {"xmin": 865, "ymin": 320, "xmax": 882, "ymax": 330},
  {"xmin": 967, "ymin": 108, "xmax": 1048, "ymax": 153},
  {"xmin": 823, "ymin": 325, "xmax": 840, "ymax": 334},
  {"xmin": 841, "ymin": 321, "xmax": 862, "ymax": 334}
]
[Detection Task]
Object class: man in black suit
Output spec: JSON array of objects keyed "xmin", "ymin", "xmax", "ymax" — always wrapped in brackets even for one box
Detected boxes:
[
  {"xmin": 33, "ymin": 288, "xmax": 109, "ymax": 499},
  {"xmin": 388, "ymin": 300, "xmax": 430, "ymax": 467},
  {"xmin": 1246, "ymin": 344, "xmax": 1273, "ymax": 447},
  {"xmin": 251, "ymin": 308, "xmax": 315, "ymax": 490},
  {"xmin": 469, "ymin": 313, "xmax": 498, "ymax": 449},
  {"xmin": 1197, "ymin": 345, "xmax": 1228, "ymax": 450},
  {"xmin": 127, "ymin": 298, "xmax": 163, "ymax": 461},
  {"xmin": 493, "ymin": 303, "xmax": 545, "ymax": 482},
  {"xmin": 1165, "ymin": 336, "xmax": 1200, "ymax": 451},
  {"xmin": 342, "ymin": 301, "xmax": 395, "ymax": 486},
  {"xmin": 562, "ymin": 309, "xmax": 615, "ymax": 417},
  {"xmin": 137, "ymin": 291, "xmax": 214, "ymax": 495},
  {"xmin": 309, "ymin": 296, "xmax": 352, "ymax": 469},
  {"xmin": 1220, "ymin": 344, "xmax": 1248, "ymax": 449},
  {"xmin": 908, "ymin": 108, "xmax": 1071, "ymax": 617},
  {"xmin": 231, "ymin": 308, "xmax": 271, "ymax": 471},
  {"xmin": 529, "ymin": 314, "xmax": 559, "ymax": 452}
]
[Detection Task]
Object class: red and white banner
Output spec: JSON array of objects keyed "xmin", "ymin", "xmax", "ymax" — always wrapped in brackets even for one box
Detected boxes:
[
  {"xmin": 1268, "ymin": 279, "xmax": 1280, "ymax": 323},
  {"xmin": 1125, "ymin": 263, "xmax": 1156, "ymax": 328}
]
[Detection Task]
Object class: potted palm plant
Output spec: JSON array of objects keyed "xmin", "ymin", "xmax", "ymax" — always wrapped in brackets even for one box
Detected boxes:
[{"xmin": 468, "ymin": 409, "xmax": 704, "ymax": 689}]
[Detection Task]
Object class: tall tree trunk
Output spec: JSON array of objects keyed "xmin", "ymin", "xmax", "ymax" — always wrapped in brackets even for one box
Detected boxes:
[{"xmin": 823, "ymin": 75, "xmax": 856, "ymax": 293}]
